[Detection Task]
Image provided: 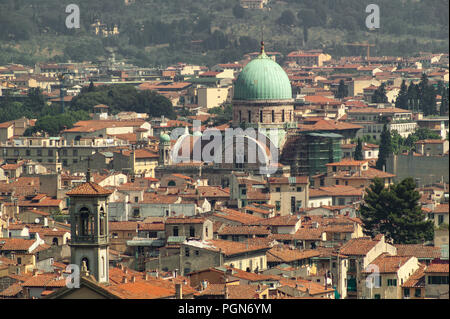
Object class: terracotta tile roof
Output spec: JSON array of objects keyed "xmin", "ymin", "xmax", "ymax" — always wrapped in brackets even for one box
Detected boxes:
[
  {"xmin": 165, "ymin": 217, "xmax": 205, "ymax": 224},
  {"xmin": 434, "ymin": 204, "xmax": 449, "ymax": 214},
  {"xmin": 242, "ymin": 206, "xmax": 272, "ymax": 215},
  {"xmin": 0, "ymin": 256, "xmax": 16, "ymax": 266},
  {"xmin": 309, "ymin": 189, "xmax": 332, "ymax": 198},
  {"xmin": 267, "ymin": 247, "xmax": 320, "ymax": 263},
  {"xmin": 0, "ymin": 283, "xmax": 23, "ymax": 297},
  {"xmin": 323, "ymin": 224, "xmax": 355, "ymax": 233},
  {"xmin": 213, "ymin": 208, "xmax": 264, "ymax": 225},
  {"xmin": 268, "ymin": 176, "xmax": 309, "ymax": 184},
  {"xmin": 109, "ymin": 221, "xmax": 138, "ymax": 231},
  {"xmin": 402, "ymin": 264, "xmax": 426, "ymax": 288},
  {"xmin": 186, "ymin": 239, "xmax": 269, "ymax": 256},
  {"xmin": 394, "ymin": 245, "xmax": 441, "ymax": 259},
  {"xmin": 141, "ymin": 193, "xmax": 179, "ymax": 204},
  {"xmin": 198, "ymin": 283, "xmax": 267, "ymax": 299},
  {"xmin": 326, "ymin": 159, "xmax": 368, "ymax": 166},
  {"xmin": 105, "ymin": 266, "xmax": 196, "ymax": 298},
  {"xmin": 363, "ymin": 254, "xmax": 412, "ymax": 273},
  {"xmin": 0, "ymin": 238, "xmax": 36, "ymax": 251},
  {"xmin": 271, "ymin": 228, "xmax": 324, "ymax": 241},
  {"xmin": 415, "ymin": 139, "xmax": 446, "ymax": 144},
  {"xmin": 66, "ymin": 182, "xmax": 113, "ymax": 196},
  {"xmin": 218, "ymin": 225, "xmax": 270, "ymax": 236},
  {"xmin": 347, "ymin": 107, "xmax": 411, "ymax": 114},
  {"xmin": 22, "ymin": 274, "xmax": 66, "ymax": 288},
  {"xmin": 331, "ymin": 167, "xmax": 396, "ymax": 180},
  {"xmin": 278, "ymin": 277, "xmax": 335, "ymax": 296},
  {"xmin": 424, "ymin": 263, "xmax": 449, "ymax": 273},
  {"xmin": 340, "ymin": 237, "xmax": 380, "ymax": 256},
  {"xmin": 298, "ymin": 118, "xmax": 363, "ymax": 132},
  {"xmin": 104, "ymin": 281, "xmax": 175, "ymax": 299},
  {"xmin": 138, "ymin": 222, "xmax": 165, "ymax": 231},
  {"xmin": 255, "ymin": 215, "xmax": 301, "ymax": 227},
  {"xmin": 316, "ymin": 185, "xmax": 365, "ymax": 197},
  {"xmin": 223, "ymin": 266, "xmax": 278, "ymax": 282}
]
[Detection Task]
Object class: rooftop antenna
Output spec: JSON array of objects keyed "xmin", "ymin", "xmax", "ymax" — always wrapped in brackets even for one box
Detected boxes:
[
  {"xmin": 86, "ymin": 157, "xmax": 91, "ymax": 183},
  {"xmin": 260, "ymin": 25, "xmax": 265, "ymax": 55}
]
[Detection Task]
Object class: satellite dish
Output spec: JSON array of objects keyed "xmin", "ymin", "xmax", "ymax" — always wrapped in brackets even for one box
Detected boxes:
[{"xmin": 34, "ymin": 218, "xmax": 40, "ymax": 224}]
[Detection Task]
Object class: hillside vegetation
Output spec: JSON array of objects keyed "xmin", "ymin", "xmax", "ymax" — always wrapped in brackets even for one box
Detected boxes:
[{"xmin": 0, "ymin": 0, "xmax": 448, "ymax": 67}]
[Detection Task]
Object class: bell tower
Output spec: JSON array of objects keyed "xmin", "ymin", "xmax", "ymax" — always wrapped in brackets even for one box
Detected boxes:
[{"xmin": 67, "ymin": 169, "xmax": 113, "ymax": 283}]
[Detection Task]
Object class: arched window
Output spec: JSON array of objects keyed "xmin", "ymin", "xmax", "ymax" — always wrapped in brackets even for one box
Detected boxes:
[
  {"xmin": 99, "ymin": 207, "xmax": 106, "ymax": 236},
  {"xmin": 101, "ymin": 256, "xmax": 105, "ymax": 278},
  {"xmin": 260, "ymin": 110, "xmax": 263, "ymax": 122},
  {"xmin": 79, "ymin": 207, "xmax": 90, "ymax": 237},
  {"xmin": 81, "ymin": 257, "xmax": 89, "ymax": 271},
  {"xmin": 189, "ymin": 226, "xmax": 195, "ymax": 237},
  {"xmin": 271, "ymin": 110, "xmax": 275, "ymax": 122},
  {"xmin": 239, "ymin": 110, "xmax": 242, "ymax": 122},
  {"xmin": 248, "ymin": 110, "xmax": 251, "ymax": 123},
  {"xmin": 168, "ymin": 180, "xmax": 176, "ymax": 187},
  {"xmin": 52, "ymin": 238, "xmax": 58, "ymax": 246},
  {"xmin": 282, "ymin": 110, "xmax": 285, "ymax": 122}
]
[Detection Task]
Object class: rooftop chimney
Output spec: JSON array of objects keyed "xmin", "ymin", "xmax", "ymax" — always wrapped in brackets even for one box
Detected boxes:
[
  {"xmin": 122, "ymin": 276, "xmax": 128, "ymax": 284},
  {"xmin": 175, "ymin": 283, "xmax": 183, "ymax": 299},
  {"xmin": 131, "ymin": 276, "xmax": 136, "ymax": 283}
]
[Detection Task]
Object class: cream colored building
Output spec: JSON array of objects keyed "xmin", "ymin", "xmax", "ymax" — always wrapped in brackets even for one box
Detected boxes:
[
  {"xmin": 361, "ymin": 254, "xmax": 420, "ymax": 299},
  {"xmin": 197, "ymin": 87, "xmax": 231, "ymax": 109},
  {"xmin": 268, "ymin": 176, "xmax": 309, "ymax": 215}
]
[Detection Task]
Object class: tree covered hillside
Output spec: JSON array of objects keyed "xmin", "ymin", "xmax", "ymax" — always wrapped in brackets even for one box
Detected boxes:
[{"xmin": 0, "ymin": 0, "xmax": 448, "ymax": 67}]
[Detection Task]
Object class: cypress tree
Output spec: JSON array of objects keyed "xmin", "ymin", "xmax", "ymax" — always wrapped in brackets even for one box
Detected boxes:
[
  {"xmin": 376, "ymin": 123, "xmax": 392, "ymax": 171},
  {"xmin": 354, "ymin": 138, "xmax": 364, "ymax": 160},
  {"xmin": 336, "ymin": 79, "xmax": 348, "ymax": 99},
  {"xmin": 372, "ymin": 83, "xmax": 388, "ymax": 103},
  {"xmin": 395, "ymin": 80, "xmax": 408, "ymax": 109}
]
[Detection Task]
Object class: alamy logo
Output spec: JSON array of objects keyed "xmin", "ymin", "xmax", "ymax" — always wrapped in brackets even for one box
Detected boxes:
[
  {"xmin": 66, "ymin": 4, "xmax": 80, "ymax": 29},
  {"xmin": 169, "ymin": 120, "xmax": 280, "ymax": 175},
  {"xmin": 65, "ymin": 264, "xmax": 80, "ymax": 288},
  {"xmin": 365, "ymin": 4, "xmax": 380, "ymax": 29},
  {"xmin": 365, "ymin": 264, "xmax": 381, "ymax": 289}
]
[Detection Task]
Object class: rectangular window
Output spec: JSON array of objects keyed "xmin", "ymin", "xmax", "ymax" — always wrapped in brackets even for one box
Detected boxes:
[
  {"xmin": 414, "ymin": 289, "xmax": 421, "ymax": 297},
  {"xmin": 296, "ymin": 186, "xmax": 302, "ymax": 192},
  {"xmin": 291, "ymin": 196, "xmax": 296, "ymax": 213},
  {"xmin": 275, "ymin": 201, "xmax": 281, "ymax": 211},
  {"xmin": 387, "ymin": 279, "xmax": 397, "ymax": 287},
  {"xmin": 37, "ymin": 150, "xmax": 42, "ymax": 156},
  {"xmin": 275, "ymin": 187, "xmax": 281, "ymax": 192},
  {"xmin": 185, "ymin": 247, "xmax": 189, "ymax": 257},
  {"xmin": 26, "ymin": 150, "xmax": 31, "ymax": 156},
  {"xmin": 403, "ymin": 288, "xmax": 410, "ymax": 297},
  {"xmin": 173, "ymin": 227, "xmax": 178, "ymax": 237}
]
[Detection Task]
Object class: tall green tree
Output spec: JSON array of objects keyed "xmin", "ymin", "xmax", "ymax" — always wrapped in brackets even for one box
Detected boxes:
[
  {"xmin": 336, "ymin": 80, "xmax": 348, "ymax": 99},
  {"xmin": 439, "ymin": 82, "xmax": 449, "ymax": 116},
  {"xmin": 376, "ymin": 123, "xmax": 392, "ymax": 171},
  {"xmin": 360, "ymin": 177, "xmax": 434, "ymax": 244},
  {"xmin": 418, "ymin": 73, "xmax": 437, "ymax": 116},
  {"xmin": 395, "ymin": 80, "xmax": 409, "ymax": 109},
  {"xmin": 372, "ymin": 83, "xmax": 388, "ymax": 103},
  {"xmin": 354, "ymin": 138, "xmax": 364, "ymax": 160},
  {"xmin": 278, "ymin": 10, "xmax": 296, "ymax": 27}
]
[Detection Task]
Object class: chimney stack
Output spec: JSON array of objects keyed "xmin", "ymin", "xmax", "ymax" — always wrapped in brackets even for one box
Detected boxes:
[
  {"xmin": 122, "ymin": 276, "xmax": 128, "ymax": 284},
  {"xmin": 131, "ymin": 276, "xmax": 136, "ymax": 283},
  {"xmin": 175, "ymin": 283, "xmax": 183, "ymax": 299}
]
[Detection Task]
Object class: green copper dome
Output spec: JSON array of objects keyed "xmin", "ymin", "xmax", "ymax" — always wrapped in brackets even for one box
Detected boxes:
[
  {"xmin": 160, "ymin": 133, "xmax": 171, "ymax": 143},
  {"xmin": 233, "ymin": 52, "xmax": 292, "ymax": 101}
]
